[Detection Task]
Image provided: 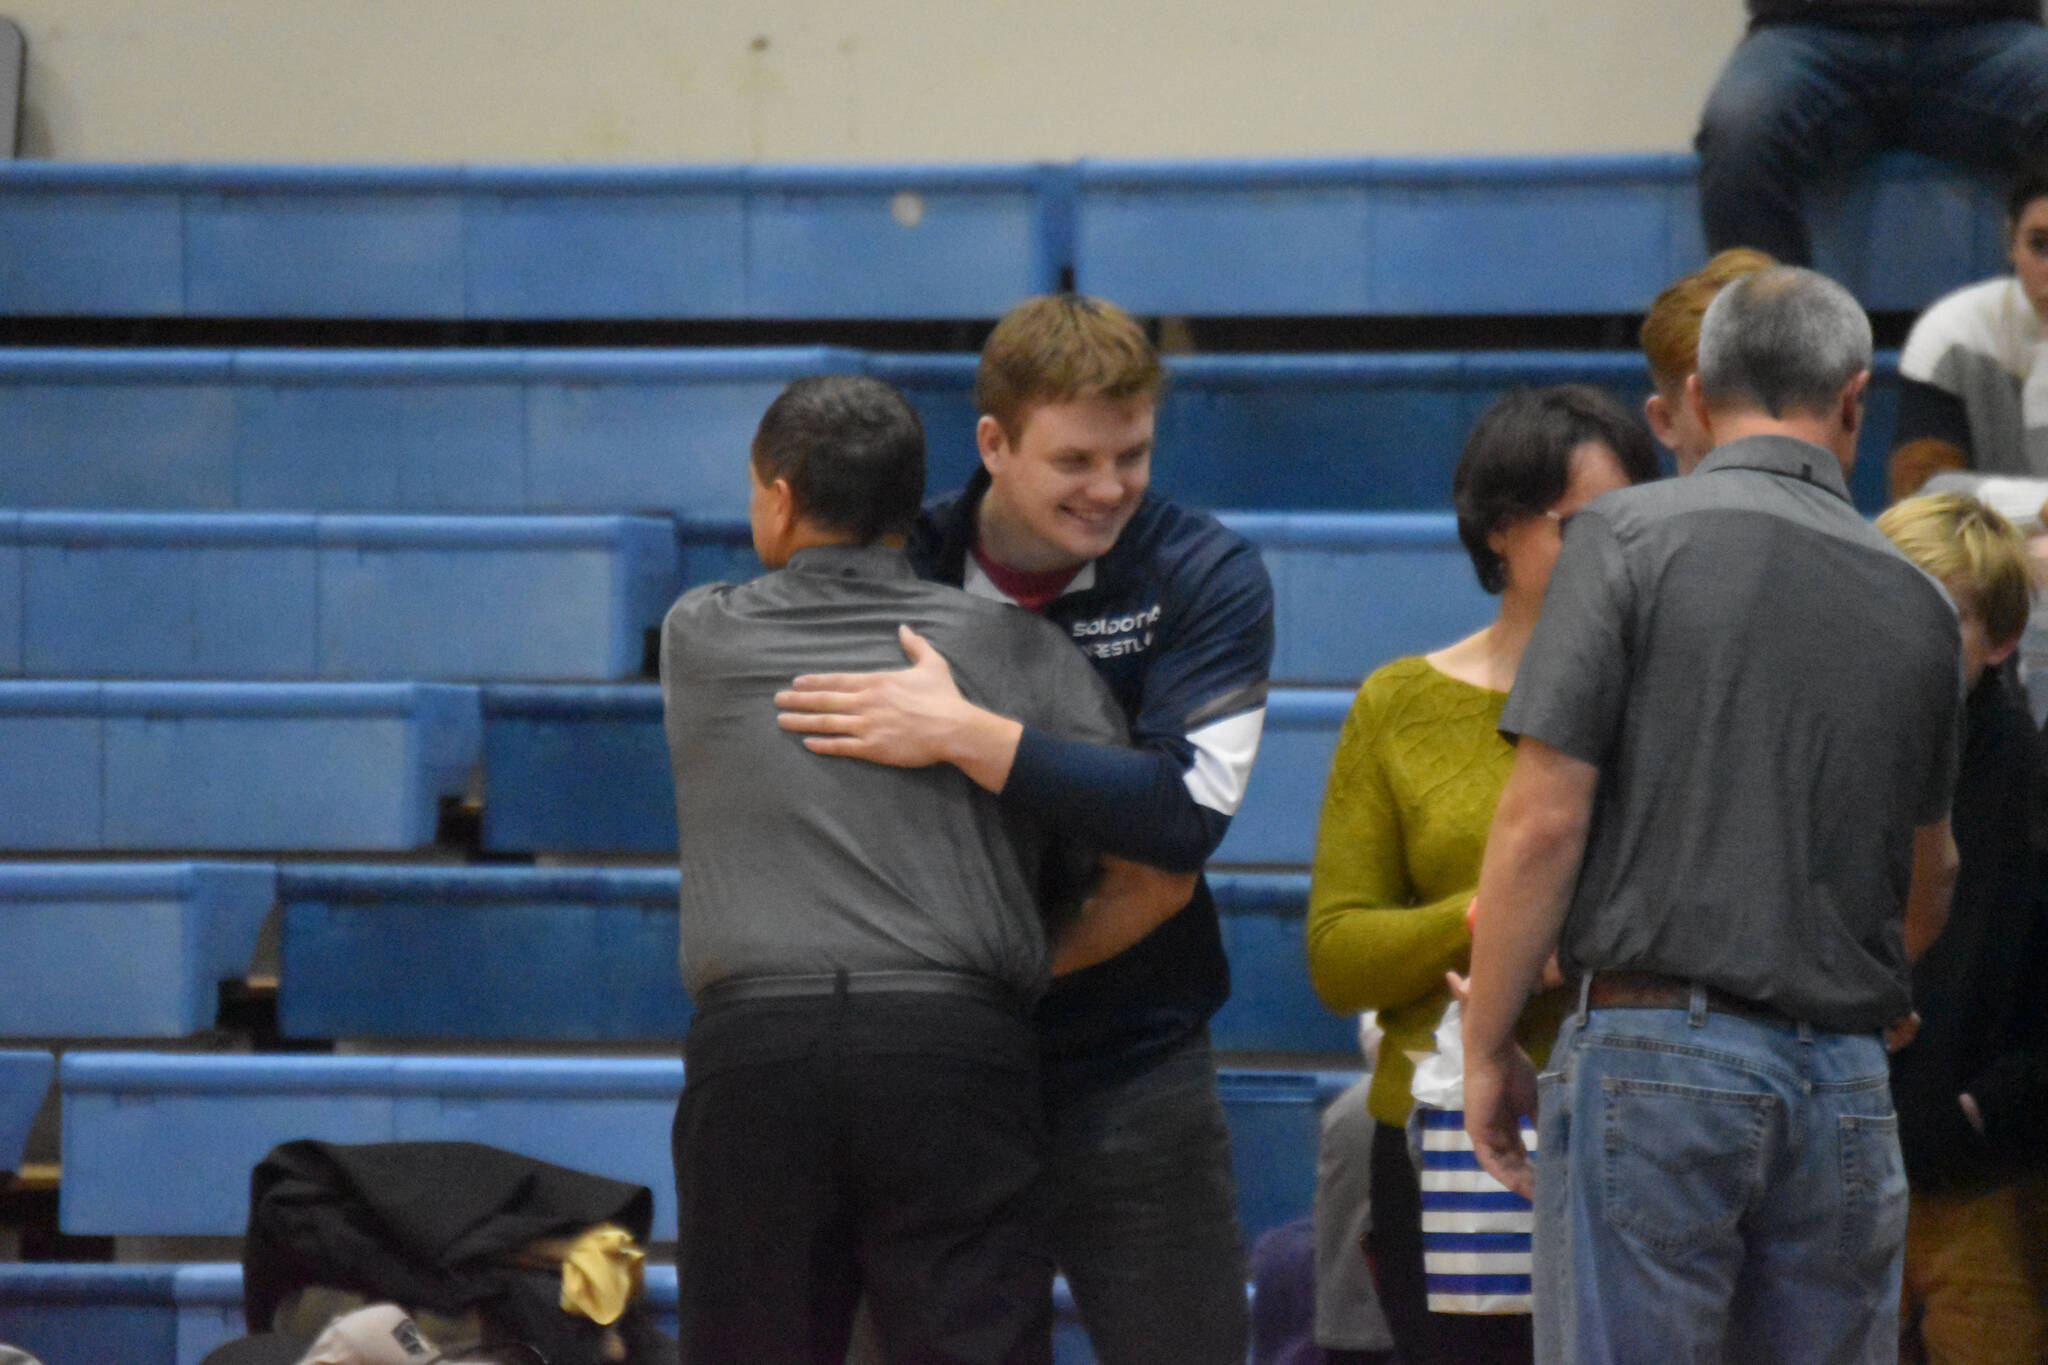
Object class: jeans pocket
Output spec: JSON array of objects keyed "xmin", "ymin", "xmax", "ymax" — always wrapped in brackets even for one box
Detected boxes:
[
  {"xmin": 1836, "ymin": 1111, "xmax": 1907, "ymax": 1269},
  {"xmin": 1600, "ymin": 1077, "xmax": 1771, "ymax": 1255}
]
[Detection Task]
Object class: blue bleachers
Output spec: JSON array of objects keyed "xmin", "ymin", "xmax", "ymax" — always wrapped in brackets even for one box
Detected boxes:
[
  {"xmin": 479, "ymin": 684, "xmax": 670, "ymax": 853},
  {"xmin": 0, "ymin": 512, "xmax": 678, "ymax": 681},
  {"xmin": 0, "ymin": 164, "xmax": 1063, "ymax": 319},
  {"xmin": 0, "ymin": 865, "xmax": 273, "ymax": 1036},
  {"xmin": 0, "ymin": 683, "xmax": 478, "ymax": 850},
  {"xmin": 276, "ymin": 865, "xmax": 692, "ymax": 1041},
  {"xmin": 273, "ymin": 866, "xmax": 1343, "ymax": 1051},
  {"xmin": 0, "ymin": 1050, "xmax": 54, "ymax": 1170},
  {"xmin": 58, "ymin": 1053, "xmax": 1356, "ymax": 1246},
  {"xmin": 1073, "ymin": 152, "xmax": 2004, "ymax": 316},
  {"xmin": 475, "ymin": 681, "xmax": 1347, "ymax": 861},
  {"xmin": 0, "ymin": 1263, "xmax": 236, "ymax": 1365},
  {"xmin": 0, "ymin": 348, "xmax": 1907, "ymax": 517},
  {"xmin": 1214, "ymin": 690, "xmax": 1350, "ymax": 867},
  {"xmin": 0, "ymin": 155, "xmax": 2004, "ymax": 319}
]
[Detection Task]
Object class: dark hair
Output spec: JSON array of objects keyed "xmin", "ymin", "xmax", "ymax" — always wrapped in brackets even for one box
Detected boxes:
[
  {"xmin": 1452, "ymin": 385, "xmax": 1658, "ymax": 594},
  {"xmin": 751, "ymin": 375, "xmax": 926, "ymax": 544},
  {"xmin": 1696, "ymin": 266, "xmax": 1871, "ymax": 419},
  {"xmin": 2009, "ymin": 158, "xmax": 2048, "ymax": 224}
]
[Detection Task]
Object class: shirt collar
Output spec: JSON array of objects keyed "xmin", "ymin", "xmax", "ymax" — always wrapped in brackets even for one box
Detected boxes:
[
  {"xmin": 1692, "ymin": 433, "xmax": 1853, "ymax": 502},
  {"xmin": 784, "ymin": 542, "xmax": 917, "ymax": 581}
]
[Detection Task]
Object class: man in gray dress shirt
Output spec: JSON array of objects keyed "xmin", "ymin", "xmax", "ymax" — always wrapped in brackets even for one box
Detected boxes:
[
  {"xmin": 661, "ymin": 374, "xmax": 1190, "ymax": 1365},
  {"xmin": 1459, "ymin": 267, "xmax": 1964, "ymax": 1363}
]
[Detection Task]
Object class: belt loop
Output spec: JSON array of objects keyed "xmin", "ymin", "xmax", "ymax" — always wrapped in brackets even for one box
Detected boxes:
[
  {"xmin": 1797, "ymin": 1019, "xmax": 1813, "ymax": 1045},
  {"xmin": 833, "ymin": 968, "xmax": 849, "ymax": 1009},
  {"xmin": 1688, "ymin": 982, "xmax": 1708, "ymax": 1028},
  {"xmin": 1575, "ymin": 972, "xmax": 1593, "ymax": 1025}
]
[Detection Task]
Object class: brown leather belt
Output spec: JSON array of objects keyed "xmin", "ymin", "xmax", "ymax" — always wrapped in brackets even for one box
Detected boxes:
[{"xmin": 1584, "ymin": 970, "xmax": 1798, "ymax": 1028}]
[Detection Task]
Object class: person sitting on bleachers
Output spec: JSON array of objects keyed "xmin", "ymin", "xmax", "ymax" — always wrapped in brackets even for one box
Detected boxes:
[
  {"xmin": 1696, "ymin": 1, "xmax": 2048, "ymax": 267},
  {"xmin": 1304, "ymin": 385, "xmax": 1657, "ymax": 1365},
  {"xmin": 1875, "ymin": 492, "xmax": 2048, "ymax": 1365},
  {"xmin": 1894, "ymin": 160, "xmax": 2048, "ymax": 499},
  {"xmin": 660, "ymin": 373, "xmax": 1190, "ymax": 1365}
]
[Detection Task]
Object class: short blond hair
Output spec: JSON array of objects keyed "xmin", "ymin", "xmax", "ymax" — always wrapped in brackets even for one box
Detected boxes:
[
  {"xmin": 1640, "ymin": 248, "xmax": 1777, "ymax": 393},
  {"xmin": 1876, "ymin": 492, "xmax": 2037, "ymax": 646},
  {"xmin": 975, "ymin": 293, "xmax": 1162, "ymax": 438}
]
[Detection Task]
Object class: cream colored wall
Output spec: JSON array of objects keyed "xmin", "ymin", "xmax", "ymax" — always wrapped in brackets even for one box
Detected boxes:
[{"xmin": 7, "ymin": 1, "xmax": 1749, "ymax": 163}]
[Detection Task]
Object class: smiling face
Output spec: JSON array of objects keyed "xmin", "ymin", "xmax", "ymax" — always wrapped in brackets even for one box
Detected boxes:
[
  {"xmin": 1487, "ymin": 440, "xmax": 1633, "ymax": 601},
  {"xmin": 974, "ymin": 394, "xmax": 1154, "ymax": 572},
  {"xmin": 2012, "ymin": 196, "xmax": 2048, "ymax": 319}
]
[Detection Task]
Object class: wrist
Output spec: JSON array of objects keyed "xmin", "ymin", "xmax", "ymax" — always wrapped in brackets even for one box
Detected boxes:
[{"xmin": 944, "ymin": 705, "xmax": 1023, "ymax": 793}]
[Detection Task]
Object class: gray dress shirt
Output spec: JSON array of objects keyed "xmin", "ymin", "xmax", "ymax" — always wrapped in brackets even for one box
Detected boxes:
[
  {"xmin": 1502, "ymin": 434, "xmax": 1964, "ymax": 1032},
  {"xmin": 661, "ymin": 543, "xmax": 1126, "ymax": 996}
]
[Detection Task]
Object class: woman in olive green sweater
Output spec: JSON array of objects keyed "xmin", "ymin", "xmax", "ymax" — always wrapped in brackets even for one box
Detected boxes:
[{"xmin": 1306, "ymin": 386, "xmax": 1657, "ymax": 1365}]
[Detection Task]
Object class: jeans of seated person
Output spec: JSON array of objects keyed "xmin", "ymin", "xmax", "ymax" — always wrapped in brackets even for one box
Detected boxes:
[
  {"xmin": 1695, "ymin": 19, "xmax": 2048, "ymax": 264},
  {"xmin": 1042, "ymin": 1031, "xmax": 1249, "ymax": 1365},
  {"xmin": 1534, "ymin": 1005, "xmax": 1905, "ymax": 1365}
]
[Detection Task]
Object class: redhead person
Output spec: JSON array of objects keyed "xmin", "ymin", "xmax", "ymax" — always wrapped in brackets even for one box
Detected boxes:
[
  {"xmin": 1304, "ymin": 386, "xmax": 1658, "ymax": 1365},
  {"xmin": 1893, "ymin": 159, "xmax": 2048, "ymax": 499}
]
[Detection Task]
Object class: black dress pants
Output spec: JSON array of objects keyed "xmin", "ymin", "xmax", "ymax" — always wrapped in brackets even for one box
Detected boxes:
[{"xmin": 672, "ymin": 990, "xmax": 1053, "ymax": 1365}]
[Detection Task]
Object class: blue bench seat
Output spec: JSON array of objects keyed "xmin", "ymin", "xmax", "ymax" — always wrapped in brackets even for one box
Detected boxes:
[
  {"xmin": 1074, "ymin": 151, "xmax": 2002, "ymax": 316},
  {"xmin": 0, "ymin": 865, "xmax": 273, "ymax": 1037},
  {"xmin": 0, "ymin": 1263, "xmax": 242, "ymax": 1365},
  {"xmin": 0, "ymin": 349, "xmax": 1904, "ymax": 518},
  {"xmin": 59, "ymin": 1053, "xmax": 1357, "ymax": 1248},
  {"xmin": 0, "ymin": 512, "xmax": 679, "ymax": 681},
  {"xmin": 0, "ymin": 155, "xmax": 2003, "ymax": 320},
  {"xmin": 273, "ymin": 866, "xmax": 1349, "ymax": 1053},
  {"xmin": 0, "ymin": 163, "xmax": 1061, "ymax": 320},
  {"xmin": 0, "ymin": 683, "xmax": 478, "ymax": 851}
]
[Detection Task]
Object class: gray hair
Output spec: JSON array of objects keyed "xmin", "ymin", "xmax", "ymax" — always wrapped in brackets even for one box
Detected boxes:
[{"xmin": 1695, "ymin": 265, "xmax": 1873, "ymax": 418}]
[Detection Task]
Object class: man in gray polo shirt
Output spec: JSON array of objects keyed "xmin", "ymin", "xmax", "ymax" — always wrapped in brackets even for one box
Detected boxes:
[
  {"xmin": 661, "ymin": 373, "xmax": 1189, "ymax": 1365},
  {"xmin": 1459, "ymin": 267, "xmax": 1963, "ymax": 1363}
]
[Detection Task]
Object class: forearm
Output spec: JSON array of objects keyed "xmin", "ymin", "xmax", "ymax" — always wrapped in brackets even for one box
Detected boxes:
[
  {"xmin": 1002, "ymin": 726, "xmax": 1222, "ymax": 871},
  {"xmin": 1050, "ymin": 858, "xmax": 1198, "ymax": 976},
  {"xmin": 1463, "ymin": 744, "xmax": 1595, "ymax": 1061},
  {"xmin": 1305, "ymin": 892, "xmax": 1474, "ymax": 1014},
  {"xmin": 1903, "ymin": 820, "xmax": 1957, "ymax": 964}
]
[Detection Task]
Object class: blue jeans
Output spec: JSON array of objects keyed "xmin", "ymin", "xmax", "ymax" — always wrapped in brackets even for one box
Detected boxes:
[
  {"xmin": 1533, "ymin": 995, "xmax": 1907, "ymax": 1365},
  {"xmin": 1043, "ymin": 1031, "xmax": 1250, "ymax": 1365},
  {"xmin": 1696, "ymin": 19, "xmax": 2048, "ymax": 262}
]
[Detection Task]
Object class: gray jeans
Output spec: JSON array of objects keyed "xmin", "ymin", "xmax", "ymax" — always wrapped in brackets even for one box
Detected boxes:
[{"xmin": 1045, "ymin": 1032, "xmax": 1250, "ymax": 1365}]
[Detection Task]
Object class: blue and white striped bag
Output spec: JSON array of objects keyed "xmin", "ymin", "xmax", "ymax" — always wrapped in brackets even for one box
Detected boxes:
[{"xmin": 1414, "ymin": 1106, "xmax": 1536, "ymax": 1314}]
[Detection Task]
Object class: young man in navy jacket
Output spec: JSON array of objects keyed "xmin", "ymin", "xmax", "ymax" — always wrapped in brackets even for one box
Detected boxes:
[{"xmin": 777, "ymin": 293, "xmax": 1275, "ymax": 1365}]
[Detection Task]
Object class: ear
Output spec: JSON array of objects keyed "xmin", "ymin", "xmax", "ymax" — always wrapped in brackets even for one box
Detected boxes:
[
  {"xmin": 1644, "ymin": 391, "xmax": 1679, "ymax": 449},
  {"xmin": 766, "ymin": 476, "xmax": 797, "ymax": 537},
  {"xmin": 1988, "ymin": 632, "xmax": 2022, "ymax": 670},
  {"xmin": 1841, "ymin": 369, "xmax": 1871, "ymax": 439},
  {"xmin": 975, "ymin": 414, "xmax": 1009, "ymax": 474}
]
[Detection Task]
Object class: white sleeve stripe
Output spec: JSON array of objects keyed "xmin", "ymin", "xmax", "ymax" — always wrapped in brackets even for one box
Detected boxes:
[{"xmin": 1182, "ymin": 706, "xmax": 1266, "ymax": 816}]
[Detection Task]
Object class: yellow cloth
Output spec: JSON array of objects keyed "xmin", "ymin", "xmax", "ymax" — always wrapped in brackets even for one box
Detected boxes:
[
  {"xmin": 559, "ymin": 1223, "xmax": 645, "ymax": 1326},
  {"xmin": 1305, "ymin": 655, "xmax": 1569, "ymax": 1128}
]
